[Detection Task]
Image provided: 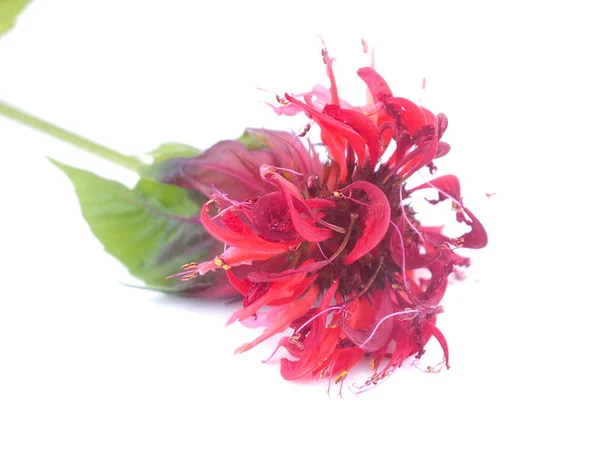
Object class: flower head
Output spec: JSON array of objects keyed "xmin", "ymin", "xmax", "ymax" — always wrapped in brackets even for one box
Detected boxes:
[{"xmin": 170, "ymin": 47, "xmax": 487, "ymax": 392}]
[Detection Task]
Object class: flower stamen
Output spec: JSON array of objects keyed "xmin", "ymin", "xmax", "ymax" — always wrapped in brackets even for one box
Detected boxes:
[
  {"xmin": 276, "ymin": 94, "xmax": 289, "ymax": 105},
  {"xmin": 166, "ymin": 262, "xmax": 199, "ymax": 281},
  {"xmin": 295, "ymin": 305, "xmax": 343, "ymax": 334},
  {"xmin": 398, "ymin": 184, "xmax": 426, "ymax": 247},
  {"xmin": 213, "ymin": 256, "xmax": 231, "ymax": 270},
  {"xmin": 390, "ymin": 219, "xmax": 414, "ymax": 298},
  {"xmin": 347, "ymin": 256, "xmax": 384, "ymax": 302},
  {"xmin": 334, "ymin": 370, "xmax": 348, "ymax": 385},
  {"xmin": 298, "ymin": 123, "xmax": 311, "ymax": 137},
  {"xmin": 332, "ymin": 190, "xmax": 370, "ymax": 207},
  {"xmin": 329, "ymin": 213, "xmax": 358, "ymax": 261},
  {"xmin": 270, "ymin": 166, "xmax": 304, "ymax": 176}
]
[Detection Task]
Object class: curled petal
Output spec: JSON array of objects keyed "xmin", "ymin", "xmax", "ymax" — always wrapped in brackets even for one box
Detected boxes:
[
  {"xmin": 386, "ymin": 97, "xmax": 427, "ymax": 136},
  {"xmin": 284, "ymin": 96, "xmax": 347, "ymax": 173},
  {"xmin": 377, "ymin": 114, "xmax": 396, "ymax": 152},
  {"xmin": 340, "ymin": 181, "xmax": 391, "ymax": 264},
  {"xmin": 420, "ymin": 107, "xmax": 435, "ymax": 125},
  {"xmin": 407, "ymin": 177, "xmax": 488, "ymax": 249},
  {"xmin": 323, "ymin": 104, "xmax": 381, "ymax": 167},
  {"xmin": 252, "ymin": 192, "xmax": 298, "ymax": 241},
  {"xmin": 389, "ymin": 220, "xmax": 441, "ymax": 270},
  {"xmin": 423, "ymin": 320, "xmax": 450, "ymax": 369},
  {"xmin": 420, "ymin": 268, "xmax": 449, "ymax": 305},
  {"xmin": 225, "ymin": 270, "xmax": 251, "ymax": 295},
  {"xmin": 282, "ymin": 327, "xmax": 340, "ymax": 380},
  {"xmin": 408, "ymin": 174, "xmax": 462, "ymax": 201},
  {"xmin": 398, "ymin": 141, "xmax": 451, "ymax": 175},
  {"xmin": 260, "ymin": 166, "xmax": 334, "ymax": 242},
  {"xmin": 400, "ymin": 114, "xmax": 444, "ymax": 178},
  {"xmin": 459, "ymin": 206, "xmax": 488, "ymax": 249},
  {"xmin": 342, "ymin": 289, "xmax": 394, "ymax": 352},
  {"xmin": 357, "ymin": 67, "xmax": 393, "ymax": 102}
]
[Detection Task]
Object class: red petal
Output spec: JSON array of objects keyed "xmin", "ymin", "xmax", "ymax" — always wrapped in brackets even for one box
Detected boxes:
[
  {"xmin": 226, "ymin": 270, "xmax": 251, "ymax": 295},
  {"xmin": 376, "ymin": 114, "xmax": 396, "ymax": 157},
  {"xmin": 251, "ymin": 192, "xmax": 298, "ymax": 241},
  {"xmin": 380, "ymin": 323, "xmax": 414, "ymax": 375},
  {"xmin": 386, "ymin": 97, "xmax": 427, "ymax": 136},
  {"xmin": 408, "ymin": 174, "xmax": 462, "ymax": 201},
  {"xmin": 322, "ymin": 46, "xmax": 340, "ymax": 105},
  {"xmin": 420, "ymin": 107, "xmax": 435, "ymax": 125},
  {"xmin": 282, "ymin": 327, "xmax": 340, "ymax": 380},
  {"xmin": 419, "ymin": 269, "xmax": 449, "ymax": 305},
  {"xmin": 235, "ymin": 284, "xmax": 320, "ymax": 354},
  {"xmin": 227, "ymin": 273, "xmax": 315, "ymax": 324},
  {"xmin": 407, "ymin": 177, "xmax": 488, "ymax": 249},
  {"xmin": 326, "ymin": 347, "xmax": 364, "ymax": 378},
  {"xmin": 459, "ymin": 206, "xmax": 488, "ymax": 249},
  {"xmin": 305, "ymin": 198, "xmax": 337, "ymax": 210},
  {"xmin": 247, "ymin": 259, "xmax": 330, "ymax": 283},
  {"xmin": 260, "ymin": 167, "xmax": 334, "ymax": 242},
  {"xmin": 398, "ymin": 141, "xmax": 451, "ymax": 177},
  {"xmin": 357, "ymin": 67, "xmax": 393, "ymax": 102},
  {"xmin": 342, "ymin": 289, "xmax": 395, "ymax": 352},
  {"xmin": 400, "ymin": 114, "xmax": 445, "ymax": 178},
  {"xmin": 423, "ymin": 321, "xmax": 450, "ymax": 369},
  {"xmin": 280, "ymin": 281, "xmax": 340, "ymax": 380},
  {"xmin": 340, "ymin": 181, "xmax": 391, "ymax": 264},
  {"xmin": 284, "ymin": 96, "xmax": 346, "ymax": 179},
  {"xmin": 285, "ymin": 95, "xmax": 368, "ymax": 178},
  {"xmin": 201, "ymin": 205, "xmax": 289, "ymax": 253},
  {"xmin": 323, "ymin": 105, "xmax": 381, "ymax": 167},
  {"xmin": 222, "ymin": 246, "xmax": 285, "ymax": 267}
]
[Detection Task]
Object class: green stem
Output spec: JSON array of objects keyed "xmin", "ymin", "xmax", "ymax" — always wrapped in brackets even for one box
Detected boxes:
[{"xmin": 0, "ymin": 100, "xmax": 144, "ymax": 172}]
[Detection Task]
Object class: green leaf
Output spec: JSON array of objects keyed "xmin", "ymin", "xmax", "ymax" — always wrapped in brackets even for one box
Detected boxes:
[
  {"xmin": 51, "ymin": 159, "xmax": 217, "ymax": 292},
  {"xmin": 148, "ymin": 142, "xmax": 201, "ymax": 164},
  {"xmin": 237, "ymin": 129, "xmax": 269, "ymax": 150},
  {"xmin": 0, "ymin": 0, "xmax": 30, "ymax": 37}
]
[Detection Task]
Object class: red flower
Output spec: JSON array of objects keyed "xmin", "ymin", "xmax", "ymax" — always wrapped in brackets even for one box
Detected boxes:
[{"xmin": 173, "ymin": 49, "xmax": 487, "ymax": 393}]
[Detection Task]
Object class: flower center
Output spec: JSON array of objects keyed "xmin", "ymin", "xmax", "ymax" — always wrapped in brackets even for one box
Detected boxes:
[{"xmin": 306, "ymin": 167, "xmax": 408, "ymax": 297}]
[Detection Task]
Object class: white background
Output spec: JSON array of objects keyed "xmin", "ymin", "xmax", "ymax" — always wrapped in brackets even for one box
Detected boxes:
[{"xmin": 0, "ymin": 1, "xmax": 598, "ymax": 449}]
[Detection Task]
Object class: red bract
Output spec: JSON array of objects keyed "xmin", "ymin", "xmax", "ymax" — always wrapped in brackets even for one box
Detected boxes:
[{"xmin": 172, "ymin": 49, "xmax": 487, "ymax": 393}]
